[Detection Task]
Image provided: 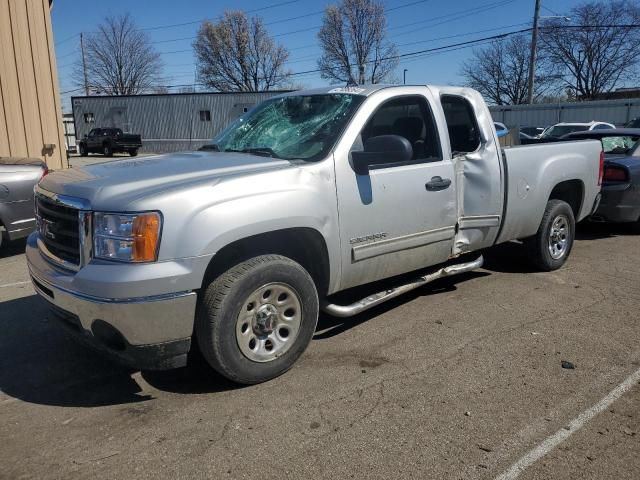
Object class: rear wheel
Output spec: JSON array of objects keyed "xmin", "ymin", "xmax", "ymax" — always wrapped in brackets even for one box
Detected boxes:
[
  {"xmin": 196, "ymin": 255, "xmax": 319, "ymax": 384},
  {"xmin": 527, "ymin": 199, "xmax": 575, "ymax": 271}
]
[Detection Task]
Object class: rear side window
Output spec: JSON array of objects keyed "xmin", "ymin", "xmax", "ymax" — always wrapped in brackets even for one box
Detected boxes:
[
  {"xmin": 441, "ymin": 95, "xmax": 481, "ymax": 154},
  {"xmin": 359, "ymin": 95, "xmax": 442, "ymax": 162}
]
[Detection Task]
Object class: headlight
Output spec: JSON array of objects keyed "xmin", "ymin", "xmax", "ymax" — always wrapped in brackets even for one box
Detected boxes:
[{"xmin": 93, "ymin": 212, "xmax": 161, "ymax": 263}]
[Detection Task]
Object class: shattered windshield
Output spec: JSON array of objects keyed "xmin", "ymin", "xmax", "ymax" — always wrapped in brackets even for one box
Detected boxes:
[
  {"xmin": 213, "ymin": 94, "xmax": 365, "ymax": 161},
  {"xmin": 601, "ymin": 136, "xmax": 638, "ymax": 154}
]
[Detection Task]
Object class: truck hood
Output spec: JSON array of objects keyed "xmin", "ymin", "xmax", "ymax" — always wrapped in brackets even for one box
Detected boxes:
[{"xmin": 39, "ymin": 150, "xmax": 293, "ymax": 208}]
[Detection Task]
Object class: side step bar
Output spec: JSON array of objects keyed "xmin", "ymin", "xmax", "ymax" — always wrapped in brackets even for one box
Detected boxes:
[{"xmin": 321, "ymin": 255, "xmax": 484, "ymax": 318}]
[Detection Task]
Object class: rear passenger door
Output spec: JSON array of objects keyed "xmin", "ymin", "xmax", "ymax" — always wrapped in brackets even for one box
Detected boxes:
[
  {"xmin": 334, "ymin": 89, "xmax": 457, "ymax": 291},
  {"xmin": 440, "ymin": 92, "xmax": 503, "ymax": 254}
]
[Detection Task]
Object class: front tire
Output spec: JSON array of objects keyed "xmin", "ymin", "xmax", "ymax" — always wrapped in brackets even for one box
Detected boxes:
[
  {"xmin": 79, "ymin": 144, "xmax": 87, "ymax": 156},
  {"xmin": 196, "ymin": 255, "xmax": 319, "ymax": 385},
  {"xmin": 128, "ymin": 149, "xmax": 138, "ymax": 156},
  {"xmin": 527, "ymin": 199, "xmax": 575, "ymax": 271},
  {"xmin": 102, "ymin": 143, "xmax": 113, "ymax": 157}
]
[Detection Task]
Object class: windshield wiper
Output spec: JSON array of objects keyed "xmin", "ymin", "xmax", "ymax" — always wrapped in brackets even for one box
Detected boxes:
[
  {"xmin": 224, "ymin": 147, "xmax": 280, "ymax": 159},
  {"xmin": 198, "ymin": 143, "xmax": 220, "ymax": 151}
]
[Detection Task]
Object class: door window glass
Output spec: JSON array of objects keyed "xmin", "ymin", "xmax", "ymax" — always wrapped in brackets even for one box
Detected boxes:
[
  {"xmin": 358, "ymin": 96, "xmax": 442, "ymax": 162},
  {"xmin": 441, "ymin": 95, "xmax": 481, "ymax": 154}
]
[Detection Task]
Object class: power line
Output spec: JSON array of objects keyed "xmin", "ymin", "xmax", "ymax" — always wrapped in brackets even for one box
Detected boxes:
[
  {"xmin": 54, "ymin": 33, "xmax": 79, "ymax": 47},
  {"xmin": 541, "ymin": 4, "xmax": 562, "ymax": 16},
  {"xmin": 139, "ymin": 0, "xmax": 302, "ymax": 31}
]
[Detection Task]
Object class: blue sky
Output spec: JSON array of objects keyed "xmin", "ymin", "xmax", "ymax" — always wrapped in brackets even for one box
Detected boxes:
[{"xmin": 52, "ymin": 0, "xmax": 586, "ymax": 111}]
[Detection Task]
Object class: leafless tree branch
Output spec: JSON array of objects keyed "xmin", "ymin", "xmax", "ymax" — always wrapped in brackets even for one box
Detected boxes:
[
  {"xmin": 193, "ymin": 11, "xmax": 291, "ymax": 92},
  {"xmin": 540, "ymin": 0, "xmax": 640, "ymax": 100},
  {"xmin": 318, "ymin": 0, "xmax": 398, "ymax": 85},
  {"xmin": 74, "ymin": 14, "xmax": 163, "ymax": 95},
  {"xmin": 460, "ymin": 34, "xmax": 558, "ymax": 105}
]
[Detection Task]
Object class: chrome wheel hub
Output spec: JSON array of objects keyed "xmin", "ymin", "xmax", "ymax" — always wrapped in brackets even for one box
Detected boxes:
[
  {"xmin": 236, "ymin": 282, "xmax": 302, "ymax": 363},
  {"xmin": 548, "ymin": 215, "xmax": 569, "ymax": 260}
]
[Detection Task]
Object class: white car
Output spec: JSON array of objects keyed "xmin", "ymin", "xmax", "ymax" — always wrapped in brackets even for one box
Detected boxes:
[{"xmin": 541, "ymin": 121, "xmax": 615, "ymax": 139}]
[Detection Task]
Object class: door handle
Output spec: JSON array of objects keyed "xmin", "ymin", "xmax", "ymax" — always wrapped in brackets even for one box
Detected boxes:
[{"xmin": 425, "ymin": 176, "xmax": 451, "ymax": 191}]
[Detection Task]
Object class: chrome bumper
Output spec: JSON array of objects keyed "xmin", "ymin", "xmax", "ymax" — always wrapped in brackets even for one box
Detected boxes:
[{"xmin": 29, "ymin": 269, "xmax": 197, "ymax": 346}]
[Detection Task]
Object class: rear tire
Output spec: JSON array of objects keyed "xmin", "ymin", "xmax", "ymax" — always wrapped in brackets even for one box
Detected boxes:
[
  {"xmin": 128, "ymin": 149, "xmax": 138, "ymax": 157},
  {"xmin": 196, "ymin": 255, "xmax": 319, "ymax": 385},
  {"xmin": 526, "ymin": 199, "xmax": 575, "ymax": 271}
]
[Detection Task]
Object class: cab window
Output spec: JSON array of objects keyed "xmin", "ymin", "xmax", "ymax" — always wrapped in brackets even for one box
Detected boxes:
[
  {"xmin": 441, "ymin": 95, "xmax": 481, "ymax": 154},
  {"xmin": 357, "ymin": 95, "xmax": 442, "ymax": 162}
]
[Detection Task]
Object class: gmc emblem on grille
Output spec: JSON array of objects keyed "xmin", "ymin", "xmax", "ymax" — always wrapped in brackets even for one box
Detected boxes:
[{"xmin": 40, "ymin": 218, "xmax": 56, "ymax": 241}]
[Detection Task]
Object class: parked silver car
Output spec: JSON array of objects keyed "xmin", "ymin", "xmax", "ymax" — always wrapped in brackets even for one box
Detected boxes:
[{"xmin": 0, "ymin": 157, "xmax": 47, "ymax": 249}]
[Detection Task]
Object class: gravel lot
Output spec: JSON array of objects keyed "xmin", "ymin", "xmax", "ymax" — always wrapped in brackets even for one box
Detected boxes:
[{"xmin": 1, "ymin": 223, "xmax": 638, "ymax": 479}]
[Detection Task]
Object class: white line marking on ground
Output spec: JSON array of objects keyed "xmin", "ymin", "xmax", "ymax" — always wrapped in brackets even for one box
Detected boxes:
[
  {"xmin": 495, "ymin": 366, "xmax": 640, "ymax": 480},
  {"xmin": 0, "ymin": 281, "xmax": 30, "ymax": 288}
]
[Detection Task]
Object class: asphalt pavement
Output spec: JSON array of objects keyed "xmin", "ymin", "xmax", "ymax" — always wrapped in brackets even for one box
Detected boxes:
[{"xmin": 1, "ymin": 223, "xmax": 638, "ymax": 479}]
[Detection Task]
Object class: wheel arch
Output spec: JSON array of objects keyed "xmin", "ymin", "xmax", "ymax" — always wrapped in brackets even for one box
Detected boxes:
[
  {"xmin": 548, "ymin": 179, "xmax": 584, "ymax": 220},
  {"xmin": 201, "ymin": 227, "xmax": 332, "ymax": 297}
]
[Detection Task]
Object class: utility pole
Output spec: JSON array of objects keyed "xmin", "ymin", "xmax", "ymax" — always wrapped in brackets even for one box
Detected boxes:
[
  {"xmin": 80, "ymin": 33, "xmax": 89, "ymax": 96},
  {"xmin": 526, "ymin": 0, "xmax": 541, "ymax": 104}
]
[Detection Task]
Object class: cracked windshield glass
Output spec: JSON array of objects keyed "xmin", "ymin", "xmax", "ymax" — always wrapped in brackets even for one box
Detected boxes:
[{"xmin": 213, "ymin": 94, "xmax": 364, "ymax": 161}]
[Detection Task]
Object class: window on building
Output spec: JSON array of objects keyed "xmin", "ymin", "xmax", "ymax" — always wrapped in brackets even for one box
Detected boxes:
[
  {"xmin": 84, "ymin": 113, "xmax": 95, "ymax": 123},
  {"xmin": 199, "ymin": 110, "xmax": 211, "ymax": 122}
]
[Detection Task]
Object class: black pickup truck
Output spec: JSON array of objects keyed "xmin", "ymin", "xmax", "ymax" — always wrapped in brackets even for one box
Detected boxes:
[{"xmin": 78, "ymin": 128, "xmax": 142, "ymax": 157}]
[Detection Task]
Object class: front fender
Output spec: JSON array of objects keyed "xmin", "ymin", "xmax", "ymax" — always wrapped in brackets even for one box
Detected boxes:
[{"xmin": 139, "ymin": 161, "xmax": 342, "ymax": 292}]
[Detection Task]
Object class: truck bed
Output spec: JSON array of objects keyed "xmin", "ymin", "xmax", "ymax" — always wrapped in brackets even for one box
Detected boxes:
[{"xmin": 496, "ymin": 140, "xmax": 602, "ymax": 244}]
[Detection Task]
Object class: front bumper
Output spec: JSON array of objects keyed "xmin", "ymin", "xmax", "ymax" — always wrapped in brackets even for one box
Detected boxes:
[{"xmin": 26, "ymin": 234, "xmax": 199, "ymax": 370}]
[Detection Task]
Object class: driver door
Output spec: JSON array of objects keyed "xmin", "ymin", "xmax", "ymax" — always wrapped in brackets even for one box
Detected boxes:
[{"xmin": 333, "ymin": 89, "xmax": 457, "ymax": 291}]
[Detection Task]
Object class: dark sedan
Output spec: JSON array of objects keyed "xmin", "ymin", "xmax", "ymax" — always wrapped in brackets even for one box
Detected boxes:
[
  {"xmin": 0, "ymin": 157, "xmax": 48, "ymax": 249},
  {"xmin": 562, "ymin": 129, "xmax": 640, "ymax": 231}
]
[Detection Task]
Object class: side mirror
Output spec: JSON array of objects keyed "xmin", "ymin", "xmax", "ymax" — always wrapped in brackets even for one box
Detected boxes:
[
  {"xmin": 351, "ymin": 135, "xmax": 413, "ymax": 175},
  {"xmin": 83, "ymin": 134, "xmax": 88, "ymax": 139}
]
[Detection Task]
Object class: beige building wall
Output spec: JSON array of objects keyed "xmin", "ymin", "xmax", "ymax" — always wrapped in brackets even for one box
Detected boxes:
[{"xmin": 0, "ymin": 0, "xmax": 66, "ymax": 169}]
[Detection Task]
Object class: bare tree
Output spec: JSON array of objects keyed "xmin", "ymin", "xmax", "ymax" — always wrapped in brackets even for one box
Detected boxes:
[
  {"xmin": 194, "ymin": 11, "xmax": 290, "ymax": 92},
  {"xmin": 540, "ymin": 0, "xmax": 640, "ymax": 100},
  {"xmin": 460, "ymin": 34, "xmax": 556, "ymax": 105},
  {"xmin": 318, "ymin": 0, "xmax": 398, "ymax": 85},
  {"xmin": 75, "ymin": 14, "xmax": 163, "ymax": 95}
]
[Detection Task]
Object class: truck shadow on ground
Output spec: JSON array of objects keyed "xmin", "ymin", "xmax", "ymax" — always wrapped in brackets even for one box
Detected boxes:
[
  {"xmin": 315, "ymin": 270, "xmax": 488, "ymax": 340},
  {"xmin": 575, "ymin": 221, "xmax": 637, "ymax": 240},
  {"xmin": 0, "ymin": 295, "xmax": 238, "ymax": 406},
  {"xmin": 0, "ymin": 238, "xmax": 27, "ymax": 259},
  {"xmin": 479, "ymin": 222, "xmax": 636, "ymax": 274}
]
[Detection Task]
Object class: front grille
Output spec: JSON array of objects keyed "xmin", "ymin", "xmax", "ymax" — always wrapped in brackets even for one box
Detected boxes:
[{"xmin": 36, "ymin": 195, "xmax": 80, "ymax": 266}]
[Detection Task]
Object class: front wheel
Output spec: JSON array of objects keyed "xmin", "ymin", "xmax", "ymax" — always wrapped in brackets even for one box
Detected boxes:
[
  {"xmin": 196, "ymin": 255, "xmax": 319, "ymax": 385},
  {"xmin": 102, "ymin": 144, "xmax": 113, "ymax": 157},
  {"xmin": 526, "ymin": 199, "xmax": 575, "ymax": 271},
  {"xmin": 128, "ymin": 149, "xmax": 138, "ymax": 156},
  {"xmin": 79, "ymin": 144, "xmax": 87, "ymax": 156}
]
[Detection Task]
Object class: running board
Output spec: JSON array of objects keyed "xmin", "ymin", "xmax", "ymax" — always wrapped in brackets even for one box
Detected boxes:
[{"xmin": 321, "ymin": 255, "xmax": 484, "ymax": 318}]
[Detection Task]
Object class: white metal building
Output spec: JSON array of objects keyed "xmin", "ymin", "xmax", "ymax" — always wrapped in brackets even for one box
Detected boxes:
[{"xmin": 71, "ymin": 91, "xmax": 289, "ymax": 154}]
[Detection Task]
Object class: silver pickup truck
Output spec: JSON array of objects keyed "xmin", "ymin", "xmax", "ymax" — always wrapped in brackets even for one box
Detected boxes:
[{"xmin": 26, "ymin": 85, "xmax": 603, "ymax": 384}]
